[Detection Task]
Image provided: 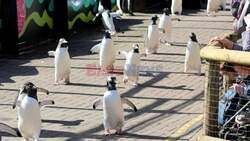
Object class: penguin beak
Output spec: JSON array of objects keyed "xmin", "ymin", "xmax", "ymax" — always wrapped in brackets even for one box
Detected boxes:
[
  {"xmin": 12, "ymin": 88, "xmax": 23, "ymax": 109},
  {"xmin": 37, "ymin": 87, "xmax": 49, "ymax": 95}
]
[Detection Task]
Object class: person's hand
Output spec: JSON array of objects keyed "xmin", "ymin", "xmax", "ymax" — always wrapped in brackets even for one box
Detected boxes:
[
  {"xmin": 209, "ymin": 36, "xmax": 234, "ymax": 49},
  {"xmin": 231, "ymin": 83, "xmax": 245, "ymax": 95}
]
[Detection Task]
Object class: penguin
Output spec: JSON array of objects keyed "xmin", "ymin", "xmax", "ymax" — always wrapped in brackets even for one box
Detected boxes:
[
  {"xmin": 207, "ymin": 0, "xmax": 223, "ymax": 16},
  {"xmin": 158, "ymin": 8, "xmax": 172, "ymax": 45},
  {"xmin": 119, "ymin": 44, "xmax": 140, "ymax": 86},
  {"xmin": 92, "ymin": 76, "xmax": 137, "ymax": 135},
  {"xmin": 171, "ymin": 0, "xmax": 182, "ymax": 15},
  {"xmin": 48, "ymin": 38, "xmax": 71, "ymax": 85},
  {"xmin": 184, "ymin": 33, "xmax": 201, "ymax": 75},
  {"xmin": 90, "ymin": 31, "xmax": 115, "ymax": 72},
  {"xmin": 95, "ymin": 0, "xmax": 117, "ymax": 35},
  {"xmin": 10, "ymin": 82, "xmax": 54, "ymax": 141},
  {"xmin": 144, "ymin": 15, "xmax": 160, "ymax": 55},
  {"xmin": 101, "ymin": 10, "xmax": 117, "ymax": 35}
]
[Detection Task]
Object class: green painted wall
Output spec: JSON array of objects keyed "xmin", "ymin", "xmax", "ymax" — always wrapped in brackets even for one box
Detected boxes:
[{"xmin": 17, "ymin": 0, "xmax": 54, "ymax": 43}]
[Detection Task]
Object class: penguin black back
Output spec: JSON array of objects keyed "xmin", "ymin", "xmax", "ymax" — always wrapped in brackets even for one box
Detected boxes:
[
  {"xmin": 151, "ymin": 15, "xmax": 158, "ymax": 25},
  {"xmin": 107, "ymin": 77, "xmax": 117, "ymax": 90},
  {"xmin": 99, "ymin": 0, "xmax": 112, "ymax": 10},
  {"xmin": 104, "ymin": 31, "xmax": 111, "ymax": 39},
  {"xmin": 163, "ymin": 8, "xmax": 170, "ymax": 15},
  {"xmin": 23, "ymin": 82, "xmax": 38, "ymax": 101},
  {"xmin": 189, "ymin": 33, "xmax": 198, "ymax": 42}
]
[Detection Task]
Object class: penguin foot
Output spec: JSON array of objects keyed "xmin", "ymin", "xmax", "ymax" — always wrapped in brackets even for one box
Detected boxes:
[
  {"xmin": 174, "ymin": 12, "xmax": 180, "ymax": 15},
  {"xmin": 123, "ymin": 79, "xmax": 128, "ymax": 84},
  {"xmin": 104, "ymin": 130, "xmax": 111, "ymax": 136},
  {"xmin": 115, "ymin": 129, "xmax": 122, "ymax": 135},
  {"xmin": 165, "ymin": 42, "xmax": 172, "ymax": 46},
  {"xmin": 64, "ymin": 81, "xmax": 70, "ymax": 85},
  {"xmin": 54, "ymin": 82, "xmax": 59, "ymax": 85},
  {"xmin": 133, "ymin": 83, "xmax": 138, "ymax": 86},
  {"xmin": 128, "ymin": 12, "xmax": 135, "ymax": 16}
]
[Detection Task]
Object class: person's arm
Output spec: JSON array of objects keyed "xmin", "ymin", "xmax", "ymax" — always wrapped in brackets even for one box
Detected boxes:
[{"xmin": 233, "ymin": 43, "xmax": 244, "ymax": 50}]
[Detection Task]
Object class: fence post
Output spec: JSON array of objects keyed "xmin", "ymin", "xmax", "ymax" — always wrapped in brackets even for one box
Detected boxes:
[
  {"xmin": 1, "ymin": 0, "xmax": 18, "ymax": 56},
  {"xmin": 204, "ymin": 61, "xmax": 220, "ymax": 137},
  {"xmin": 53, "ymin": 0, "xmax": 68, "ymax": 40}
]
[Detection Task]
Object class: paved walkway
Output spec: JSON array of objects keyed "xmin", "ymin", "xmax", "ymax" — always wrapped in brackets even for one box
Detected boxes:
[{"xmin": 0, "ymin": 9, "xmax": 233, "ymax": 141}]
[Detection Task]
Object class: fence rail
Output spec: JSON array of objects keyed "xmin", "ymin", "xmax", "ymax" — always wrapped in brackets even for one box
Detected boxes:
[{"xmin": 201, "ymin": 33, "xmax": 250, "ymax": 140}]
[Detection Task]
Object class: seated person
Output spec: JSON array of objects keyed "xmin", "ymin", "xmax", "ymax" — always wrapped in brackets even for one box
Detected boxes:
[{"xmin": 209, "ymin": 13, "xmax": 250, "ymax": 52}]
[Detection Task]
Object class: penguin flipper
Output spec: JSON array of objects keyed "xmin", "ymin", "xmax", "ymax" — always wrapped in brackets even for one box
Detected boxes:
[
  {"xmin": 93, "ymin": 99, "xmax": 103, "ymax": 109},
  {"xmin": 48, "ymin": 51, "xmax": 55, "ymax": 57},
  {"xmin": 90, "ymin": 44, "xmax": 101, "ymax": 54},
  {"xmin": 37, "ymin": 87, "xmax": 49, "ymax": 95},
  {"xmin": 121, "ymin": 97, "xmax": 137, "ymax": 112},
  {"xmin": 0, "ymin": 123, "xmax": 22, "ymax": 137},
  {"xmin": 39, "ymin": 100, "xmax": 55, "ymax": 107}
]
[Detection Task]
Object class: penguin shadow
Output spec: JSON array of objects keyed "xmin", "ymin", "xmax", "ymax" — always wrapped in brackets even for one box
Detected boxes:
[
  {"xmin": 66, "ymin": 83, "xmax": 106, "ymax": 88},
  {"xmin": 0, "ymin": 59, "xmax": 39, "ymax": 84},
  {"xmin": 41, "ymin": 119, "xmax": 84, "ymax": 126},
  {"xmin": 113, "ymin": 18, "xmax": 144, "ymax": 33},
  {"xmin": 185, "ymin": 72, "xmax": 205, "ymax": 76},
  {"xmin": 149, "ymin": 84, "xmax": 194, "ymax": 91},
  {"xmin": 67, "ymin": 82, "xmax": 125, "ymax": 89},
  {"xmin": 154, "ymin": 52, "xmax": 185, "ymax": 56},
  {"xmin": 139, "ymin": 71, "xmax": 162, "ymax": 77}
]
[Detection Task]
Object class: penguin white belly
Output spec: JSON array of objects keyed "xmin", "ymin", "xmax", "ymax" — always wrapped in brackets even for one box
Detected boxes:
[
  {"xmin": 185, "ymin": 42, "xmax": 201, "ymax": 72},
  {"xmin": 103, "ymin": 91, "xmax": 124, "ymax": 130},
  {"xmin": 124, "ymin": 52, "xmax": 140, "ymax": 81},
  {"xmin": 207, "ymin": 0, "xmax": 222, "ymax": 13},
  {"xmin": 100, "ymin": 40, "xmax": 115, "ymax": 70},
  {"xmin": 18, "ymin": 96, "xmax": 41, "ymax": 139},
  {"xmin": 171, "ymin": 0, "xmax": 182, "ymax": 14},
  {"xmin": 55, "ymin": 49, "xmax": 70, "ymax": 81},
  {"xmin": 147, "ymin": 25, "xmax": 159, "ymax": 54},
  {"xmin": 159, "ymin": 15, "xmax": 172, "ymax": 41}
]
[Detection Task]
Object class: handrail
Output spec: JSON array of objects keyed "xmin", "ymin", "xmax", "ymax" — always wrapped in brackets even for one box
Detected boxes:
[{"xmin": 200, "ymin": 46, "xmax": 250, "ymax": 66}]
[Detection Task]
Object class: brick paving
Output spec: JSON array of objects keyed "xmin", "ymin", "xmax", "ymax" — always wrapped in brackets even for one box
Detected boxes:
[{"xmin": 0, "ymin": 9, "xmax": 233, "ymax": 141}]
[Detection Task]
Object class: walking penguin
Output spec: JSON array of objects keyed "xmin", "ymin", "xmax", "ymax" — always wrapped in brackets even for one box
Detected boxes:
[
  {"xmin": 90, "ymin": 31, "xmax": 115, "ymax": 72},
  {"xmin": 93, "ymin": 77, "xmax": 137, "ymax": 135},
  {"xmin": 0, "ymin": 82, "xmax": 54, "ymax": 141},
  {"xmin": 184, "ymin": 33, "xmax": 202, "ymax": 75},
  {"xmin": 48, "ymin": 38, "xmax": 71, "ymax": 85},
  {"xmin": 158, "ymin": 8, "xmax": 172, "ymax": 45},
  {"xmin": 119, "ymin": 44, "xmax": 140, "ymax": 86},
  {"xmin": 145, "ymin": 15, "xmax": 159, "ymax": 55}
]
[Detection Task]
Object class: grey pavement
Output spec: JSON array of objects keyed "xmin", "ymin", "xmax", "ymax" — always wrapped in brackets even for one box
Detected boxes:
[{"xmin": 0, "ymin": 9, "xmax": 233, "ymax": 141}]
